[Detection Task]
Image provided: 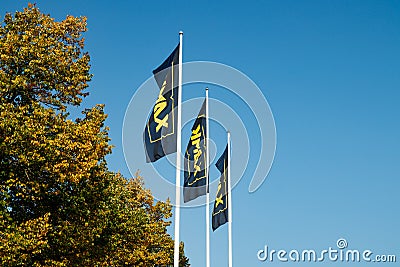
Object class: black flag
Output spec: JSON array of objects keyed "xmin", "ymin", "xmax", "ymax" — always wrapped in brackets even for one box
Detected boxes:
[
  {"xmin": 144, "ymin": 44, "xmax": 180, "ymax": 162},
  {"xmin": 183, "ymin": 100, "xmax": 207, "ymax": 203},
  {"xmin": 212, "ymin": 145, "xmax": 229, "ymax": 231}
]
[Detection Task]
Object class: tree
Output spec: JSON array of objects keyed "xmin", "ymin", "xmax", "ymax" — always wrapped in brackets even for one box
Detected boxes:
[{"xmin": 0, "ymin": 4, "xmax": 189, "ymax": 266}]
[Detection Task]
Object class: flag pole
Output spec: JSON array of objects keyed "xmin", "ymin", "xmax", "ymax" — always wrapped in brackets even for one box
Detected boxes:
[
  {"xmin": 227, "ymin": 131, "xmax": 232, "ymax": 267},
  {"xmin": 205, "ymin": 88, "xmax": 210, "ymax": 267},
  {"xmin": 174, "ymin": 31, "xmax": 183, "ymax": 267}
]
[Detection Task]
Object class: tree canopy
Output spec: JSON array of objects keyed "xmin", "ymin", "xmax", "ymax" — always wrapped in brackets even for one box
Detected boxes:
[{"xmin": 0, "ymin": 4, "xmax": 189, "ymax": 266}]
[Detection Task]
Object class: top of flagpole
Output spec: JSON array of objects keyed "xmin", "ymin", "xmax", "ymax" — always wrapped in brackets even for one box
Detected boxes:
[
  {"xmin": 179, "ymin": 31, "xmax": 183, "ymax": 35},
  {"xmin": 206, "ymin": 87, "xmax": 209, "ymax": 91}
]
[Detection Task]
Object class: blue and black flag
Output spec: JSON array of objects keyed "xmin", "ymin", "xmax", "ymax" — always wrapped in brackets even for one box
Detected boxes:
[
  {"xmin": 183, "ymin": 100, "xmax": 208, "ymax": 203},
  {"xmin": 212, "ymin": 145, "xmax": 229, "ymax": 231},
  {"xmin": 144, "ymin": 44, "xmax": 180, "ymax": 162}
]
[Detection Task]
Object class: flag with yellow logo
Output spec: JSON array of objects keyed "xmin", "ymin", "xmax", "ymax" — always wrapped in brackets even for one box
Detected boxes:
[
  {"xmin": 212, "ymin": 145, "xmax": 228, "ymax": 231},
  {"xmin": 183, "ymin": 100, "xmax": 207, "ymax": 202},
  {"xmin": 144, "ymin": 44, "xmax": 180, "ymax": 162}
]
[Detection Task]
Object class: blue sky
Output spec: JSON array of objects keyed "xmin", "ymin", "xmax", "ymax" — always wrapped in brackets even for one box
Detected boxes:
[{"xmin": 2, "ymin": 1, "xmax": 399, "ymax": 266}]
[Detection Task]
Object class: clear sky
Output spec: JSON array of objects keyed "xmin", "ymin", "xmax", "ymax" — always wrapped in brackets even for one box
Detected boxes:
[{"xmin": 1, "ymin": 1, "xmax": 399, "ymax": 266}]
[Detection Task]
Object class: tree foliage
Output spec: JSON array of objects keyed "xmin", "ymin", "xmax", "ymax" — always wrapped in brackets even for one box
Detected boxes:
[
  {"xmin": 0, "ymin": 3, "xmax": 90, "ymax": 110},
  {"xmin": 0, "ymin": 4, "xmax": 189, "ymax": 266}
]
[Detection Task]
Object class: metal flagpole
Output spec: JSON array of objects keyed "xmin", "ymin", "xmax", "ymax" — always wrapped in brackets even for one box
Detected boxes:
[
  {"xmin": 174, "ymin": 31, "xmax": 183, "ymax": 267},
  {"xmin": 227, "ymin": 131, "xmax": 232, "ymax": 267},
  {"xmin": 205, "ymin": 88, "xmax": 210, "ymax": 267}
]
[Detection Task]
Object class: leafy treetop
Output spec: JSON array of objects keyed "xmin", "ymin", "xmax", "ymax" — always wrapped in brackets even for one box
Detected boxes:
[{"xmin": 0, "ymin": 3, "xmax": 91, "ymax": 111}]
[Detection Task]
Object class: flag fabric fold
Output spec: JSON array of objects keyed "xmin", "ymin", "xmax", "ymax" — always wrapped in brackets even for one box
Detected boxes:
[
  {"xmin": 144, "ymin": 44, "xmax": 180, "ymax": 162},
  {"xmin": 183, "ymin": 100, "xmax": 208, "ymax": 203},
  {"xmin": 212, "ymin": 145, "xmax": 229, "ymax": 231}
]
